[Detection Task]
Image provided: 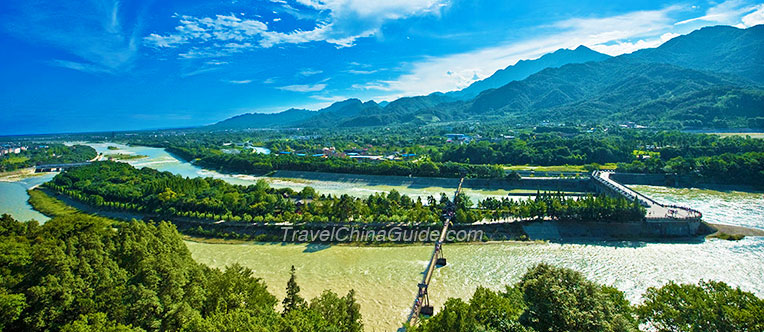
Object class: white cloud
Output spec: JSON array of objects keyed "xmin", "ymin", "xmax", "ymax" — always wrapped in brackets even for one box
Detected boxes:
[
  {"xmin": 352, "ymin": 82, "xmax": 395, "ymax": 91},
  {"xmin": 49, "ymin": 60, "xmax": 115, "ymax": 74},
  {"xmin": 144, "ymin": 0, "xmax": 448, "ymax": 57},
  {"xmin": 675, "ymin": 0, "xmax": 757, "ymax": 26},
  {"xmin": 738, "ymin": 4, "xmax": 764, "ymax": 27},
  {"xmin": 590, "ymin": 32, "xmax": 679, "ymax": 56},
  {"xmin": 299, "ymin": 69, "xmax": 323, "ymax": 76},
  {"xmin": 278, "ymin": 83, "xmax": 327, "ymax": 92},
  {"xmin": 144, "ymin": 33, "xmax": 186, "ymax": 48},
  {"xmin": 347, "ymin": 69, "xmax": 378, "ymax": 74},
  {"xmin": 4, "ymin": 0, "xmax": 141, "ymax": 74},
  {"xmin": 225, "ymin": 79, "xmax": 253, "ymax": 84},
  {"xmin": 363, "ymin": 6, "xmax": 686, "ymax": 99}
]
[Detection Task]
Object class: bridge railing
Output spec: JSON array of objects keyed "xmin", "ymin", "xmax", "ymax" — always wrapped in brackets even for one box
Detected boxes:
[{"xmin": 591, "ymin": 171, "xmax": 702, "ymax": 221}]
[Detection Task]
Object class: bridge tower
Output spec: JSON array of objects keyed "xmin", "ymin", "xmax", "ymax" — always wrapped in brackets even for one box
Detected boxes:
[
  {"xmin": 418, "ymin": 283, "xmax": 434, "ymax": 316},
  {"xmin": 435, "ymin": 244, "xmax": 446, "ymax": 266}
]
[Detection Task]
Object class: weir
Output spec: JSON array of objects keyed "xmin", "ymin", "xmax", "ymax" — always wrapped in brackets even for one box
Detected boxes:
[
  {"xmin": 405, "ymin": 177, "xmax": 464, "ymax": 327},
  {"xmin": 34, "ymin": 162, "xmax": 91, "ymax": 173},
  {"xmin": 592, "ymin": 170, "xmax": 702, "ymax": 221}
]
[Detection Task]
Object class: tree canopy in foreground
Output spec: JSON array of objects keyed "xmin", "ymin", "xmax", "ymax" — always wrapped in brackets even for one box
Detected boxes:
[
  {"xmin": 412, "ymin": 264, "xmax": 764, "ymax": 332},
  {"xmin": 0, "ymin": 213, "xmax": 361, "ymax": 331}
]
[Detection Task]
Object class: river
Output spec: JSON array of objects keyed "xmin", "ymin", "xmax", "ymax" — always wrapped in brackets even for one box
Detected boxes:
[{"xmin": 1, "ymin": 143, "xmax": 763, "ymax": 331}]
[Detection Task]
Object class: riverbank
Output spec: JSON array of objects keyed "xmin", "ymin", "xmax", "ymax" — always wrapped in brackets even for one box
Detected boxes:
[
  {"xmin": 0, "ymin": 167, "xmax": 47, "ymax": 182},
  {"xmin": 613, "ymin": 172, "xmax": 763, "ymax": 192},
  {"xmin": 708, "ymin": 223, "xmax": 764, "ymax": 237},
  {"xmin": 33, "ymin": 187, "xmax": 751, "ymax": 246}
]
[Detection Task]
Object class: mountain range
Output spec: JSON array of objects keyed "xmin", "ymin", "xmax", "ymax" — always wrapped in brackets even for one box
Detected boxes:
[{"xmin": 212, "ymin": 25, "xmax": 764, "ymax": 130}]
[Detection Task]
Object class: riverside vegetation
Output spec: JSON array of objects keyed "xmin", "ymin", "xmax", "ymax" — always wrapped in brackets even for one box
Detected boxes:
[
  {"xmin": 42, "ymin": 161, "xmax": 645, "ymax": 227},
  {"xmin": 127, "ymin": 126, "xmax": 764, "ymax": 187}
]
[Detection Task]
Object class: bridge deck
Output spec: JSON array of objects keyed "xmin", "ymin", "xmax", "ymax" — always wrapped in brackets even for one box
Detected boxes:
[
  {"xmin": 35, "ymin": 162, "xmax": 91, "ymax": 169},
  {"xmin": 592, "ymin": 170, "xmax": 701, "ymax": 220},
  {"xmin": 406, "ymin": 177, "xmax": 464, "ymax": 327}
]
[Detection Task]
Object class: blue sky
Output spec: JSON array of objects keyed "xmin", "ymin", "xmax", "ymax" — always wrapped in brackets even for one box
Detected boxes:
[{"xmin": 1, "ymin": 0, "xmax": 763, "ymax": 135}]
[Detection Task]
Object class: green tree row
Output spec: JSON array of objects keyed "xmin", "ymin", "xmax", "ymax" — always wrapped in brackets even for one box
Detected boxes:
[{"xmin": 46, "ymin": 162, "xmax": 646, "ymax": 226}]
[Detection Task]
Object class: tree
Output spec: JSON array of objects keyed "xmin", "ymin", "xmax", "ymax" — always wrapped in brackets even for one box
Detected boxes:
[
  {"xmin": 518, "ymin": 264, "xmax": 637, "ymax": 331},
  {"xmin": 282, "ymin": 265, "xmax": 306, "ymax": 314},
  {"xmin": 0, "ymin": 290, "xmax": 26, "ymax": 331},
  {"xmin": 505, "ymin": 171, "xmax": 521, "ymax": 182},
  {"xmin": 308, "ymin": 289, "xmax": 363, "ymax": 332},
  {"xmin": 60, "ymin": 313, "xmax": 141, "ymax": 332},
  {"xmin": 638, "ymin": 280, "xmax": 764, "ymax": 332}
]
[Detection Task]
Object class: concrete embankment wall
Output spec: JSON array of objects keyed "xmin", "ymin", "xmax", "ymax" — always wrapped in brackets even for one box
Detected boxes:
[
  {"xmin": 610, "ymin": 173, "xmax": 681, "ymax": 186},
  {"xmin": 522, "ymin": 220, "xmax": 715, "ymax": 241},
  {"xmin": 272, "ymin": 170, "xmax": 593, "ymax": 192},
  {"xmin": 173, "ymin": 218, "xmax": 715, "ymax": 243},
  {"xmin": 465, "ymin": 177, "xmax": 592, "ymax": 192}
]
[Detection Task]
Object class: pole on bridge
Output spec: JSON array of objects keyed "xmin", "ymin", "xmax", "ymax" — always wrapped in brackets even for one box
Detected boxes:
[{"xmin": 404, "ymin": 177, "xmax": 464, "ymax": 328}]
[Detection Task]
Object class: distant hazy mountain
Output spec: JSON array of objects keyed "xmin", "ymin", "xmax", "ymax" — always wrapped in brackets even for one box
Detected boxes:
[
  {"xmin": 212, "ymin": 25, "xmax": 764, "ymax": 130},
  {"xmin": 446, "ymin": 45, "xmax": 610, "ymax": 100},
  {"xmin": 457, "ymin": 25, "xmax": 764, "ymax": 128},
  {"xmin": 626, "ymin": 25, "xmax": 764, "ymax": 84},
  {"xmin": 211, "ymin": 108, "xmax": 314, "ymax": 129},
  {"xmin": 302, "ymin": 99, "xmax": 383, "ymax": 127},
  {"xmin": 336, "ymin": 93, "xmax": 457, "ymax": 126},
  {"xmin": 465, "ymin": 58, "xmax": 763, "ymax": 127}
]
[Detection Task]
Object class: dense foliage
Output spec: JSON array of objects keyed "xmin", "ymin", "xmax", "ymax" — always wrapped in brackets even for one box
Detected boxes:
[
  {"xmin": 46, "ymin": 161, "xmax": 444, "ymax": 224},
  {"xmin": 45, "ymin": 161, "xmax": 645, "ymax": 226},
  {"xmin": 479, "ymin": 192, "xmax": 645, "ymax": 223},
  {"xmin": 125, "ymin": 125, "xmax": 764, "ymax": 186},
  {"xmin": 638, "ymin": 280, "xmax": 764, "ymax": 331},
  {"xmin": 0, "ymin": 213, "xmax": 362, "ymax": 331},
  {"xmin": 0, "ymin": 144, "xmax": 96, "ymax": 172},
  {"xmin": 412, "ymin": 264, "xmax": 764, "ymax": 332},
  {"xmin": 169, "ymin": 145, "xmax": 505, "ymax": 179},
  {"xmin": 412, "ymin": 264, "xmax": 638, "ymax": 332},
  {"xmin": 618, "ymin": 152, "xmax": 764, "ymax": 187}
]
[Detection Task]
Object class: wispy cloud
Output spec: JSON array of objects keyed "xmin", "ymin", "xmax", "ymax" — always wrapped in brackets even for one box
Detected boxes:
[
  {"xmin": 224, "ymin": 79, "xmax": 253, "ymax": 84},
  {"xmin": 49, "ymin": 59, "xmax": 116, "ymax": 74},
  {"xmin": 589, "ymin": 32, "xmax": 679, "ymax": 57},
  {"xmin": 360, "ymin": 3, "xmax": 759, "ymax": 99},
  {"xmin": 277, "ymin": 83, "xmax": 327, "ymax": 92},
  {"xmin": 738, "ymin": 3, "xmax": 764, "ymax": 27},
  {"xmin": 675, "ymin": 0, "xmax": 758, "ymax": 26},
  {"xmin": 3, "ymin": 0, "xmax": 143, "ymax": 74},
  {"xmin": 351, "ymin": 82, "xmax": 395, "ymax": 91},
  {"xmin": 347, "ymin": 69, "xmax": 378, "ymax": 74},
  {"xmin": 144, "ymin": 0, "xmax": 449, "ymax": 58},
  {"xmin": 299, "ymin": 69, "xmax": 323, "ymax": 76}
]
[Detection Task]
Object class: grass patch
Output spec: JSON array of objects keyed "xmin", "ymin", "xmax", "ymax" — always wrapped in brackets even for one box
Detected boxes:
[
  {"xmin": 709, "ymin": 232, "xmax": 745, "ymax": 241},
  {"xmin": 503, "ymin": 164, "xmax": 617, "ymax": 172},
  {"xmin": 1, "ymin": 156, "xmax": 30, "ymax": 165},
  {"xmin": 182, "ymin": 235, "xmax": 250, "ymax": 245},
  {"xmin": 105, "ymin": 153, "xmax": 148, "ymax": 160},
  {"xmin": 27, "ymin": 189, "xmax": 119, "ymax": 225},
  {"xmin": 28, "ymin": 189, "xmax": 81, "ymax": 217}
]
